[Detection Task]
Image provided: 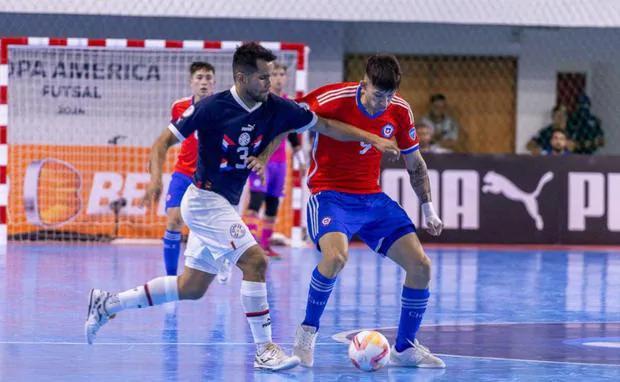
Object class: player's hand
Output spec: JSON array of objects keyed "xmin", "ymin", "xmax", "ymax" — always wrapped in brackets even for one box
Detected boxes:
[
  {"xmin": 371, "ymin": 137, "xmax": 400, "ymax": 161},
  {"xmin": 422, "ymin": 202, "xmax": 443, "ymax": 236},
  {"xmin": 246, "ymin": 156, "xmax": 267, "ymax": 182},
  {"xmin": 141, "ymin": 180, "xmax": 163, "ymax": 208}
]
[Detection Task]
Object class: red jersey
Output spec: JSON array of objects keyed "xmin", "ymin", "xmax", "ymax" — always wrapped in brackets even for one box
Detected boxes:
[
  {"xmin": 299, "ymin": 82, "xmax": 419, "ymax": 194},
  {"xmin": 171, "ymin": 96, "xmax": 197, "ymax": 177}
]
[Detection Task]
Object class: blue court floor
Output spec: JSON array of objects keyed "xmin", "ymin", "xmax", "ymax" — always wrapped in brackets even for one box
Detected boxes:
[{"xmin": 0, "ymin": 242, "xmax": 619, "ymax": 381}]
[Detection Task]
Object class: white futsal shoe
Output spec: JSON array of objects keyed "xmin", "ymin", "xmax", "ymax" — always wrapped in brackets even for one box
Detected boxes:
[
  {"xmin": 85, "ymin": 288, "xmax": 114, "ymax": 344},
  {"xmin": 292, "ymin": 324, "xmax": 318, "ymax": 367},
  {"xmin": 254, "ymin": 343, "xmax": 300, "ymax": 371},
  {"xmin": 390, "ymin": 339, "xmax": 446, "ymax": 368}
]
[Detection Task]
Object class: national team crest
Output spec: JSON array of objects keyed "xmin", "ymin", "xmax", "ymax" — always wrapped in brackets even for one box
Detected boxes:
[
  {"xmin": 322, "ymin": 217, "xmax": 332, "ymax": 226},
  {"xmin": 238, "ymin": 132, "xmax": 251, "ymax": 146},
  {"xmin": 382, "ymin": 124, "xmax": 394, "ymax": 138},
  {"xmin": 409, "ymin": 127, "xmax": 417, "ymax": 140},
  {"xmin": 230, "ymin": 223, "xmax": 246, "ymax": 239}
]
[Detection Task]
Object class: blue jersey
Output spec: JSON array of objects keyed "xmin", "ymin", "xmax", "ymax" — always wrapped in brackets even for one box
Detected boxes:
[{"xmin": 168, "ymin": 86, "xmax": 317, "ymax": 205}]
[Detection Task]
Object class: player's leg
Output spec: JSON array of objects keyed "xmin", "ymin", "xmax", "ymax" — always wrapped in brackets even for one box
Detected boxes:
[
  {"xmin": 233, "ymin": 244, "xmax": 300, "ymax": 370},
  {"xmin": 357, "ymin": 193, "xmax": 444, "ymax": 368},
  {"xmin": 385, "ymin": 234, "xmax": 443, "ymax": 368},
  {"xmin": 245, "ymin": 172, "xmax": 267, "ymax": 240},
  {"xmin": 162, "ymin": 172, "xmax": 193, "ymax": 275},
  {"xmin": 294, "ymin": 192, "xmax": 361, "ymax": 367},
  {"xmin": 85, "ymin": 253, "xmax": 215, "ymax": 345},
  {"xmin": 261, "ymin": 161, "xmax": 287, "ymax": 257}
]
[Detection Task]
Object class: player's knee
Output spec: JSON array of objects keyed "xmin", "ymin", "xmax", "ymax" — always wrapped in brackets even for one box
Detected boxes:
[
  {"xmin": 248, "ymin": 192, "xmax": 265, "ymax": 212},
  {"xmin": 323, "ymin": 248, "xmax": 348, "ymax": 273},
  {"xmin": 408, "ymin": 254, "xmax": 431, "ymax": 282},
  {"xmin": 166, "ymin": 209, "xmax": 184, "ymax": 230},
  {"xmin": 238, "ymin": 246, "xmax": 268, "ymax": 279},
  {"xmin": 264, "ymin": 196, "xmax": 280, "ymax": 217}
]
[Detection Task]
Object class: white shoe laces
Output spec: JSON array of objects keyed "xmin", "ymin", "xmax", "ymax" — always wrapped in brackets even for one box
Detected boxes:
[
  {"xmin": 297, "ymin": 327, "xmax": 316, "ymax": 350},
  {"xmin": 260, "ymin": 343, "xmax": 285, "ymax": 362}
]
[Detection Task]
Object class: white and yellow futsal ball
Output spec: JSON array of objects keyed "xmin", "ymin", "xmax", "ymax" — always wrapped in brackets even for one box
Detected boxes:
[{"xmin": 348, "ymin": 330, "xmax": 391, "ymax": 371}]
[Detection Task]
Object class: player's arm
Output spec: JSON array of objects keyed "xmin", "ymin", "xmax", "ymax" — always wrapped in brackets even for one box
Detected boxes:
[
  {"xmin": 246, "ymin": 132, "xmax": 288, "ymax": 178},
  {"xmin": 403, "ymin": 150, "xmax": 442, "ymax": 236},
  {"xmin": 310, "ymin": 116, "xmax": 400, "ymax": 160},
  {"xmin": 142, "ymin": 129, "xmax": 180, "ymax": 206},
  {"xmin": 143, "ymin": 102, "xmax": 203, "ymax": 206}
]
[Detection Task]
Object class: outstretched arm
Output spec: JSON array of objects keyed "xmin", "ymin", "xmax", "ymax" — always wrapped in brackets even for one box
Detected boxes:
[
  {"xmin": 403, "ymin": 150, "xmax": 443, "ymax": 236},
  {"xmin": 142, "ymin": 128, "xmax": 179, "ymax": 206},
  {"xmin": 310, "ymin": 116, "xmax": 400, "ymax": 160}
]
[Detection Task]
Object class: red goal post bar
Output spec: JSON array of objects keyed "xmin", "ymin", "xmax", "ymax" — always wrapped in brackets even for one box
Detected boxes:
[{"xmin": 0, "ymin": 37, "xmax": 310, "ymax": 246}]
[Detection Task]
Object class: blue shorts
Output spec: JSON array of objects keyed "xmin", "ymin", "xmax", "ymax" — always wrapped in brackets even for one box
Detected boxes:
[
  {"xmin": 306, "ymin": 191, "xmax": 416, "ymax": 255},
  {"xmin": 165, "ymin": 172, "xmax": 193, "ymax": 210}
]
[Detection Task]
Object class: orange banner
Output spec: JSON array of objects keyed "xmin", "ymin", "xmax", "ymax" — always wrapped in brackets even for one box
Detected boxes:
[{"xmin": 9, "ymin": 144, "xmax": 294, "ymax": 240}]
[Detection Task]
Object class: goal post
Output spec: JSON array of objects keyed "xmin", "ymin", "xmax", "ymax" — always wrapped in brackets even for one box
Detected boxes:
[{"xmin": 1, "ymin": 37, "xmax": 309, "ymax": 246}]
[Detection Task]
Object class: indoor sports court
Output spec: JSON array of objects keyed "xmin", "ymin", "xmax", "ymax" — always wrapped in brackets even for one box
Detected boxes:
[
  {"xmin": 1, "ymin": 243, "xmax": 618, "ymax": 381},
  {"xmin": 1, "ymin": 1, "xmax": 619, "ymax": 381}
]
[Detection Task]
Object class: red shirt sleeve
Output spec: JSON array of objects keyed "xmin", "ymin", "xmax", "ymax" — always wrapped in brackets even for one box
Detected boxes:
[{"xmin": 393, "ymin": 98, "xmax": 420, "ymax": 154}]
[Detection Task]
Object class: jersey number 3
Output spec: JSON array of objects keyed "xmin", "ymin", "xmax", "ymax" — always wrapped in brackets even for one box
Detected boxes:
[{"xmin": 236, "ymin": 147, "xmax": 249, "ymax": 169}]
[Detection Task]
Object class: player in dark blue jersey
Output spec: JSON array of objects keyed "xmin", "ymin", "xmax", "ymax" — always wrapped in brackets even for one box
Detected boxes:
[{"xmin": 85, "ymin": 42, "xmax": 400, "ymax": 371}]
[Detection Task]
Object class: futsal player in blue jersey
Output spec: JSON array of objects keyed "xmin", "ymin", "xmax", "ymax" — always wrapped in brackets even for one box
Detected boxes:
[{"xmin": 85, "ymin": 42, "xmax": 400, "ymax": 371}]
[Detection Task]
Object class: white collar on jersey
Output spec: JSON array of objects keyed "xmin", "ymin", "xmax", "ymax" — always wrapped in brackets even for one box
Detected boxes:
[{"xmin": 230, "ymin": 86, "xmax": 263, "ymax": 113}]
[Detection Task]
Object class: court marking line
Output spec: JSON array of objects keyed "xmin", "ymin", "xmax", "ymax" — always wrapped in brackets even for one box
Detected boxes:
[
  {"xmin": 0, "ymin": 341, "xmax": 344, "ymax": 346},
  {"xmin": 331, "ymin": 321, "xmax": 620, "ymax": 367},
  {"xmin": 434, "ymin": 353, "xmax": 620, "ymax": 368}
]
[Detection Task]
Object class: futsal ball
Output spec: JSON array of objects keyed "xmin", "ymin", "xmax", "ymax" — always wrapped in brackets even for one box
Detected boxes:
[{"xmin": 348, "ymin": 330, "xmax": 391, "ymax": 371}]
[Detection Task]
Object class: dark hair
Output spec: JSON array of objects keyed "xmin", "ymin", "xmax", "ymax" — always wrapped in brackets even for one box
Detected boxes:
[
  {"xmin": 365, "ymin": 54, "xmax": 401, "ymax": 91},
  {"xmin": 233, "ymin": 42, "xmax": 277, "ymax": 74},
  {"xmin": 273, "ymin": 61, "xmax": 288, "ymax": 71},
  {"xmin": 190, "ymin": 61, "xmax": 215, "ymax": 75},
  {"xmin": 430, "ymin": 93, "xmax": 446, "ymax": 103},
  {"xmin": 551, "ymin": 128, "xmax": 567, "ymax": 138}
]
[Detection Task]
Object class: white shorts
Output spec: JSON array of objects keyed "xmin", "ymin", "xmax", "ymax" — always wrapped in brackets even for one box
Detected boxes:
[{"xmin": 180, "ymin": 184, "xmax": 257, "ymax": 274}]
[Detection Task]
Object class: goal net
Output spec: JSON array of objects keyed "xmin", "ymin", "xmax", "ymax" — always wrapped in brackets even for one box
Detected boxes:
[{"xmin": 2, "ymin": 38, "xmax": 308, "ymax": 243}]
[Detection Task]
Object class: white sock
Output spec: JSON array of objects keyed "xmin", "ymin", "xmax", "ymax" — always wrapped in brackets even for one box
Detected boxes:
[
  {"xmin": 240, "ymin": 280, "xmax": 272, "ymax": 347},
  {"xmin": 106, "ymin": 276, "xmax": 179, "ymax": 315}
]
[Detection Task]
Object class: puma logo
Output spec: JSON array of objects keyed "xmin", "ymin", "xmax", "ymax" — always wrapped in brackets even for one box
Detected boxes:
[{"xmin": 482, "ymin": 171, "xmax": 554, "ymax": 230}]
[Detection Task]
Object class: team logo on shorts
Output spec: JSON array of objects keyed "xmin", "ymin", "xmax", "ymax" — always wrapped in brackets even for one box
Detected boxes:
[
  {"xmin": 381, "ymin": 124, "xmax": 394, "ymax": 138},
  {"xmin": 409, "ymin": 127, "xmax": 417, "ymax": 140},
  {"xmin": 230, "ymin": 223, "xmax": 247, "ymax": 239},
  {"xmin": 238, "ymin": 132, "xmax": 251, "ymax": 146},
  {"xmin": 322, "ymin": 217, "xmax": 332, "ymax": 226},
  {"xmin": 182, "ymin": 105, "xmax": 195, "ymax": 118}
]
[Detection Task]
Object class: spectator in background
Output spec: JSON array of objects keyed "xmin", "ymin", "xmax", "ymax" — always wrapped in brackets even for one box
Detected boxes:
[
  {"xmin": 527, "ymin": 104, "xmax": 573, "ymax": 155},
  {"xmin": 569, "ymin": 94, "xmax": 604, "ymax": 154},
  {"xmin": 421, "ymin": 93, "xmax": 460, "ymax": 151},
  {"xmin": 542, "ymin": 128, "xmax": 570, "ymax": 156},
  {"xmin": 418, "ymin": 121, "xmax": 451, "ymax": 153}
]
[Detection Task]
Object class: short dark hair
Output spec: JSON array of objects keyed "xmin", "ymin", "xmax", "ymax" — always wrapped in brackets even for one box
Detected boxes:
[
  {"xmin": 190, "ymin": 61, "xmax": 215, "ymax": 75},
  {"xmin": 430, "ymin": 93, "xmax": 446, "ymax": 103},
  {"xmin": 365, "ymin": 54, "xmax": 401, "ymax": 91},
  {"xmin": 233, "ymin": 42, "xmax": 277, "ymax": 74},
  {"xmin": 551, "ymin": 128, "xmax": 567, "ymax": 138}
]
